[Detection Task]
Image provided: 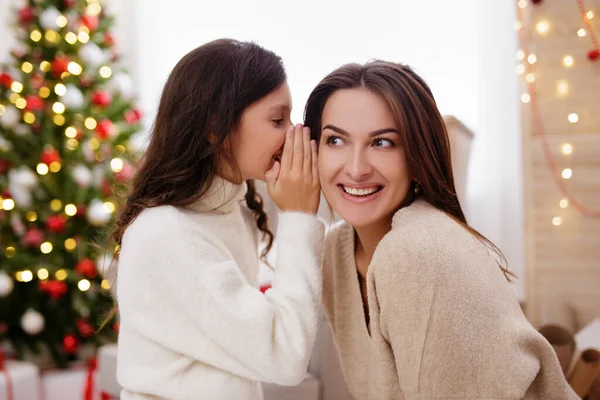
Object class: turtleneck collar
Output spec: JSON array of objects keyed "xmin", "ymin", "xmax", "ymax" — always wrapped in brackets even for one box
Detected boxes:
[{"xmin": 187, "ymin": 175, "xmax": 248, "ymax": 214}]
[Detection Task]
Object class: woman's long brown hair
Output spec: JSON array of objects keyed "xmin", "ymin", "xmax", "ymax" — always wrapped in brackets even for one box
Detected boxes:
[
  {"xmin": 101, "ymin": 39, "xmax": 283, "ymax": 329},
  {"xmin": 304, "ymin": 61, "xmax": 515, "ymax": 281}
]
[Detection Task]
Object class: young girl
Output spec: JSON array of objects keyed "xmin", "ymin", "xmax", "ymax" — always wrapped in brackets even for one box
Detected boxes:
[
  {"xmin": 113, "ymin": 39, "xmax": 324, "ymax": 400},
  {"xmin": 304, "ymin": 61, "xmax": 578, "ymax": 399}
]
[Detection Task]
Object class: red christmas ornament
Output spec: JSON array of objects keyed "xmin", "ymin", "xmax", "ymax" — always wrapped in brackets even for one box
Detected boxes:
[
  {"xmin": 40, "ymin": 148, "xmax": 61, "ymax": 165},
  {"xmin": 112, "ymin": 322, "xmax": 119, "ymax": 333},
  {"xmin": 51, "ymin": 56, "xmax": 70, "ymax": 78},
  {"xmin": 1, "ymin": 191, "xmax": 11, "ymax": 199},
  {"xmin": 115, "ymin": 163, "xmax": 133, "ymax": 183},
  {"xmin": 91, "ymin": 90, "xmax": 112, "ymax": 107},
  {"xmin": 23, "ymin": 228, "xmax": 45, "ymax": 247},
  {"xmin": 24, "ymin": 96, "xmax": 44, "ymax": 112},
  {"xmin": 63, "ymin": 0, "xmax": 77, "ymax": 8},
  {"xmin": 75, "ymin": 258, "xmax": 97, "ymax": 279},
  {"xmin": 101, "ymin": 180, "xmax": 112, "ymax": 196},
  {"xmin": 103, "ymin": 33, "xmax": 116, "ymax": 47},
  {"xmin": 588, "ymin": 49, "xmax": 600, "ymax": 61},
  {"xmin": 39, "ymin": 280, "xmax": 68, "ymax": 300},
  {"xmin": 76, "ymin": 319, "xmax": 95, "ymax": 337},
  {"xmin": 96, "ymin": 120, "xmax": 115, "ymax": 140},
  {"xmin": 18, "ymin": 7, "xmax": 35, "ymax": 25},
  {"xmin": 46, "ymin": 215, "xmax": 67, "ymax": 234},
  {"xmin": 80, "ymin": 15, "xmax": 99, "ymax": 31},
  {"xmin": 76, "ymin": 204, "xmax": 86, "ymax": 216},
  {"xmin": 62, "ymin": 333, "xmax": 79, "ymax": 354},
  {"xmin": 79, "ymin": 77, "xmax": 93, "ymax": 88},
  {"xmin": 0, "ymin": 73, "xmax": 12, "ymax": 88},
  {"xmin": 30, "ymin": 74, "xmax": 44, "ymax": 89},
  {"xmin": 124, "ymin": 108, "xmax": 143, "ymax": 124},
  {"xmin": 0, "ymin": 159, "xmax": 10, "ymax": 174}
]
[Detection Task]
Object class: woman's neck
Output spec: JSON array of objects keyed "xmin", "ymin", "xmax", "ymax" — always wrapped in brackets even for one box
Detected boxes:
[{"xmin": 353, "ymin": 219, "xmax": 392, "ymax": 278}]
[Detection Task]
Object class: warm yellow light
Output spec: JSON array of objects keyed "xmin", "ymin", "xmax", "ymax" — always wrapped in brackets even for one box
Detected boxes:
[
  {"xmin": 516, "ymin": 64, "xmax": 526, "ymax": 75},
  {"xmin": 26, "ymin": 211, "xmax": 38, "ymax": 222},
  {"xmin": 557, "ymin": 80, "xmax": 569, "ymax": 95},
  {"xmin": 55, "ymin": 269, "xmax": 68, "ymax": 280},
  {"xmin": 21, "ymin": 270, "xmax": 33, "ymax": 282},
  {"xmin": 78, "ymin": 31, "xmax": 90, "ymax": 43},
  {"xmin": 9, "ymin": 93, "xmax": 20, "ymax": 103},
  {"xmin": 87, "ymin": 3, "xmax": 102, "ymax": 15},
  {"xmin": 11, "ymin": 81, "xmax": 23, "ymax": 93},
  {"xmin": 587, "ymin": 10, "xmax": 594, "ymax": 19},
  {"xmin": 39, "ymin": 87, "xmax": 51, "ymax": 98},
  {"xmin": 65, "ymin": 204, "xmax": 77, "ymax": 216},
  {"xmin": 561, "ymin": 143, "xmax": 573, "ymax": 155},
  {"xmin": 578, "ymin": 28, "xmax": 587, "ymax": 37},
  {"xmin": 67, "ymin": 61, "xmax": 82, "ymax": 76},
  {"xmin": 56, "ymin": 15, "xmax": 68, "ymax": 28},
  {"xmin": 40, "ymin": 242, "xmax": 53, "ymax": 254},
  {"xmin": 101, "ymin": 279, "xmax": 111, "ymax": 290},
  {"xmin": 50, "ymin": 199, "xmax": 63, "ymax": 211},
  {"xmin": 563, "ymin": 55, "xmax": 574, "ymax": 67},
  {"xmin": 89, "ymin": 138, "xmax": 100, "ymax": 150},
  {"xmin": 527, "ymin": 54, "xmax": 537, "ymax": 64},
  {"xmin": 40, "ymin": 61, "xmax": 51, "ymax": 72},
  {"xmin": 110, "ymin": 158, "xmax": 124, "ymax": 172},
  {"xmin": 514, "ymin": 21, "xmax": 522, "ymax": 31},
  {"xmin": 53, "ymin": 115, "xmax": 66, "ymax": 126},
  {"xmin": 65, "ymin": 238, "xmax": 77, "ymax": 251},
  {"xmin": 116, "ymin": 145, "xmax": 126, "ymax": 153},
  {"xmin": 0, "ymin": 104, "xmax": 5, "ymax": 115},
  {"xmin": 44, "ymin": 30, "xmax": 60, "ymax": 44},
  {"xmin": 54, "ymin": 83, "xmax": 67, "ymax": 96},
  {"xmin": 568, "ymin": 113, "xmax": 579, "ymax": 123},
  {"xmin": 21, "ymin": 62, "xmax": 34, "ymax": 73},
  {"xmin": 49, "ymin": 161, "xmax": 62, "ymax": 173},
  {"xmin": 64, "ymin": 127, "xmax": 76, "ymax": 139},
  {"xmin": 559, "ymin": 199, "xmax": 569, "ymax": 209},
  {"xmin": 37, "ymin": 163, "xmax": 49, "ymax": 175},
  {"xmin": 85, "ymin": 117, "xmax": 97, "ymax": 129},
  {"xmin": 60, "ymin": 72, "xmax": 70, "ymax": 80},
  {"xmin": 65, "ymin": 32, "xmax": 78, "ymax": 44},
  {"xmin": 2, "ymin": 199, "xmax": 15, "ymax": 210},
  {"xmin": 103, "ymin": 201, "xmax": 116, "ymax": 214},
  {"xmin": 516, "ymin": 50, "xmax": 525, "ymax": 60},
  {"xmin": 552, "ymin": 217, "xmax": 563, "ymax": 226},
  {"xmin": 80, "ymin": 25, "xmax": 90, "ymax": 34},
  {"xmin": 15, "ymin": 98, "xmax": 27, "ymax": 109},
  {"xmin": 23, "ymin": 112, "xmax": 36, "ymax": 124},
  {"xmin": 562, "ymin": 168, "xmax": 573, "ymax": 179},
  {"xmin": 30, "ymin": 30, "xmax": 42, "ymax": 42},
  {"xmin": 518, "ymin": 0, "xmax": 527, "ymax": 9},
  {"xmin": 66, "ymin": 139, "xmax": 79, "ymax": 150},
  {"xmin": 526, "ymin": 73, "xmax": 535, "ymax": 83},
  {"xmin": 5, "ymin": 247, "xmax": 16, "ymax": 258},
  {"xmin": 78, "ymin": 279, "xmax": 91, "ymax": 291},
  {"xmin": 536, "ymin": 20, "xmax": 550, "ymax": 35},
  {"xmin": 521, "ymin": 93, "xmax": 531, "ymax": 103},
  {"xmin": 37, "ymin": 268, "xmax": 49, "ymax": 280},
  {"xmin": 99, "ymin": 66, "xmax": 112, "ymax": 78},
  {"xmin": 53, "ymin": 102, "xmax": 65, "ymax": 114}
]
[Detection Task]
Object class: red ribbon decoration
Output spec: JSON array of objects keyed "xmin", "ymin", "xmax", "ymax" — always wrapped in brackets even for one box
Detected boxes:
[
  {"xmin": 83, "ymin": 357, "xmax": 97, "ymax": 400},
  {"xmin": 0, "ymin": 350, "xmax": 14, "ymax": 400}
]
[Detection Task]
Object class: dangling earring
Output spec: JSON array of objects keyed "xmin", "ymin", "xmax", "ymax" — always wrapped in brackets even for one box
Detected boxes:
[{"xmin": 413, "ymin": 181, "xmax": 421, "ymax": 194}]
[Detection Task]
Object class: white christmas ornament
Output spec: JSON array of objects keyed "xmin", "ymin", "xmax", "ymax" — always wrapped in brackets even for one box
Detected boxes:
[
  {"xmin": 87, "ymin": 199, "xmax": 111, "ymax": 226},
  {"xmin": 8, "ymin": 167, "xmax": 38, "ymax": 208},
  {"xmin": 92, "ymin": 165, "xmax": 106, "ymax": 187},
  {"xmin": 39, "ymin": 7, "xmax": 61, "ymax": 30},
  {"xmin": 13, "ymin": 124, "xmax": 30, "ymax": 136},
  {"xmin": 10, "ymin": 42, "xmax": 28, "ymax": 58},
  {"xmin": 11, "ymin": 213, "xmax": 26, "ymax": 236},
  {"xmin": 0, "ymin": 105, "xmax": 21, "ymax": 128},
  {"xmin": 21, "ymin": 309, "xmax": 45, "ymax": 335},
  {"xmin": 72, "ymin": 164, "xmax": 93, "ymax": 187},
  {"xmin": 79, "ymin": 43, "xmax": 108, "ymax": 67},
  {"xmin": 0, "ymin": 271, "xmax": 14, "ymax": 297},
  {"xmin": 0, "ymin": 135, "xmax": 12, "ymax": 151},
  {"xmin": 62, "ymin": 84, "xmax": 85, "ymax": 109},
  {"xmin": 108, "ymin": 72, "xmax": 135, "ymax": 99}
]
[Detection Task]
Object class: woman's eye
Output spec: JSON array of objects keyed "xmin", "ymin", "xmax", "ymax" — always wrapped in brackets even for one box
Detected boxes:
[
  {"xmin": 325, "ymin": 135, "xmax": 343, "ymax": 146},
  {"xmin": 272, "ymin": 119, "xmax": 283, "ymax": 125},
  {"xmin": 373, "ymin": 138, "xmax": 395, "ymax": 148}
]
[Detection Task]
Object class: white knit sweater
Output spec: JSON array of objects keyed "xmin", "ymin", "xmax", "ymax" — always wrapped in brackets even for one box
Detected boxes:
[{"xmin": 116, "ymin": 177, "xmax": 325, "ymax": 400}]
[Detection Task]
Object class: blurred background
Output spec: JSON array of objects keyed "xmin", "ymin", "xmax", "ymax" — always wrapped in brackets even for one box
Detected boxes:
[{"xmin": 0, "ymin": 0, "xmax": 598, "ymax": 399}]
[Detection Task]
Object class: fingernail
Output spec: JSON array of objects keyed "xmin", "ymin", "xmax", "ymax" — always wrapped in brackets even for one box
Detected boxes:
[{"xmin": 297, "ymin": 123, "xmax": 303, "ymax": 128}]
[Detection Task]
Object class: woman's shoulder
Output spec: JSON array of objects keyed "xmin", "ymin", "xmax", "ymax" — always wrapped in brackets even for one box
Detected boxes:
[{"xmin": 122, "ymin": 205, "xmax": 189, "ymax": 246}]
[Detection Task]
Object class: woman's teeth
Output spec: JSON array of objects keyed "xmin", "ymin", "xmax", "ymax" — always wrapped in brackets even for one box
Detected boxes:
[{"xmin": 342, "ymin": 185, "xmax": 381, "ymax": 196}]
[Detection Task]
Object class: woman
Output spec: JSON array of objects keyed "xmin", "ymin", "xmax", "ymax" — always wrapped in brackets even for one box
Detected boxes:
[
  {"xmin": 304, "ymin": 61, "xmax": 578, "ymax": 399},
  {"xmin": 113, "ymin": 39, "xmax": 323, "ymax": 399}
]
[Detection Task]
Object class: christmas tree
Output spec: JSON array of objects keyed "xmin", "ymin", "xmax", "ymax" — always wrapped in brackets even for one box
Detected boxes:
[{"xmin": 0, "ymin": 0, "xmax": 142, "ymax": 367}]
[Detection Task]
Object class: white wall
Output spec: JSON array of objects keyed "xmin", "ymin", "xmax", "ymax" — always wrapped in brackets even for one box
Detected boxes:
[{"xmin": 0, "ymin": 0, "xmax": 523, "ymax": 297}]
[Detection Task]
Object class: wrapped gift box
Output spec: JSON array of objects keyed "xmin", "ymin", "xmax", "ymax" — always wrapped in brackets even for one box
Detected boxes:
[
  {"xmin": 41, "ymin": 365, "xmax": 99, "ymax": 400},
  {"xmin": 0, "ymin": 360, "xmax": 41, "ymax": 400}
]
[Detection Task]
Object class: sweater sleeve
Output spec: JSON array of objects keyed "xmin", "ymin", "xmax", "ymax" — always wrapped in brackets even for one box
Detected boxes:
[
  {"xmin": 118, "ymin": 209, "xmax": 324, "ymax": 386},
  {"xmin": 372, "ymin": 230, "xmax": 578, "ymax": 399}
]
